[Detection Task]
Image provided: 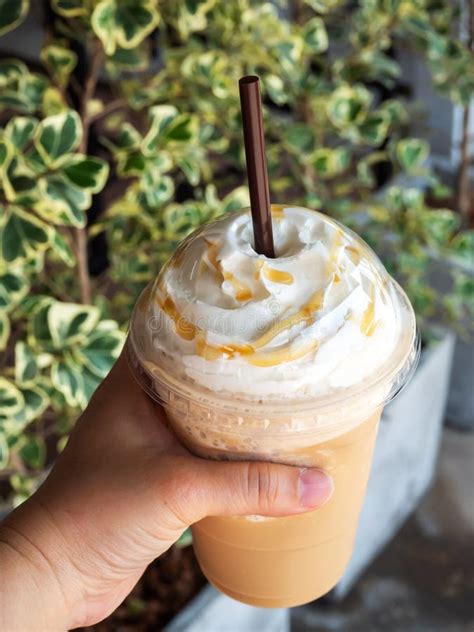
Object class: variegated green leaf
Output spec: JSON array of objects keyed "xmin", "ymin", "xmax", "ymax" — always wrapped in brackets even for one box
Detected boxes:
[
  {"xmin": 303, "ymin": 0, "xmax": 342, "ymax": 13},
  {"xmin": 50, "ymin": 228, "xmax": 75, "ymax": 266},
  {"xmin": 40, "ymin": 43, "xmax": 77, "ymax": 87},
  {"xmin": 142, "ymin": 105, "xmax": 179, "ymax": 155},
  {"xmin": 60, "ymin": 155, "xmax": 109, "ymax": 192},
  {"xmin": 312, "ymin": 147, "xmax": 351, "ymax": 178},
  {"xmin": 76, "ymin": 328, "xmax": 124, "ymax": 378},
  {"xmin": 5, "ymin": 116, "xmax": 37, "ymax": 150},
  {"xmin": 0, "ymin": 0, "xmax": 29, "ymax": 37},
  {"xmin": 0, "ymin": 312, "xmax": 9, "ymax": 350},
  {"xmin": 0, "ymin": 58, "xmax": 27, "ymax": 88},
  {"xmin": 102, "ymin": 122, "xmax": 142, "ymax": 154},
  {"xmin": 176, "ymin": 155, "xmax": 200, "ymax": 186},
  {"xmin": 15, "ymin": 341, "xmax": 38, "ymax": 384},
  {"xmin": 20, "ymin": 435, "xmax": 46, "ymax": 468},
  {"xmin": 451, "ymin": 231, "xmax": 474, "ymax": 266},
  {"xmin": 51, "ymin": 358, "xmax": 85, "ymax": 408},
  {"xmin": 3, "ymin": 168, "xmax": 38, "ymax": 206},
  {"xmin": 142, "ymin": 170, "xmax": 174, "ymax": 207},
  {"xmin": 36, "ymin": 175, "xmax": 89, "ymax": 227},
  {"xmin": 163, "ymin": 202, "xmax": 204, "ymax": 241},
  {"xmin": 0, "ymin": 136, "xmax": 14, "ymax": 175},
  {"xmin": 34, "ymin": 110, "xmax": 82, "ymax": 166},
  {"xmin": 31, "ymin": 300, "xmax": 100, "ymax": 351},
  {"xmin": 42, "ymin": 86, "xmax": 68, "ymax": 116},
  {"xmin": 107, "ymin": 44, "xmax": 150, "ymax": 71},
  {"xmin": 116, "ymin": 151, "xmax": 147, "ymax": 177},
  {"xmin": 263, "ymin": 74, "xmax": 287, "ymax": 106},
  {"xmin": 327, "ymin": 84, "xmax": 371, "ymax": 128},
  {"xmin": 51, "ymin": 0, "xmax": 86, "ymax": 17},
  {"xmin": 0, "ymin": 269, "xmax": 29, "ymax": 311},
  {"xmin": 174, "ymin": 0, "xmax": 216, "ymax": 38},
  {"xmin": 0, "ymin": 205, "xmax": 49, "ymax": 263},
  {"xmin": 29, "ymin": 299, "xmax": 55, "ymax": 351},
  {"xmin": 0, "ymin": 432, "xmax": 8, "ymax": 468},
  {"xmin": 0, "ymin": 90, "xmax": 31, "ymax": 113},
  {"xmin": 0, "ymin": 377, "xmax": 24, "ymax": 419},
  {"xmin": 48, "ymin": 302, "xmax": 100, "ymax": 349},
  {"xmin": 164, "ymin": 114, "xmax": 197, "ymax": 143},
  {"xmin": 396, "ymin": 138, "xmax": 430, "ymax": 172},
  {"xmin": 359, "ymin": 113, "xmax": 390, "ymax": 146},
  {"xmin": 19, "ymin": 72, "xmax": 48, "ymax": 112},
  {"xmin": 91, "ymin": 0, "xmax": 160, "ymax": 56},
  {"xmin": 303, "ymin": 17, "xmax": 328, "ymax": 53},
  {"xmin": 8, "ymin": 385, "xmax": 49, "ymax": 430},
  {"xmin": 221, "ymin": 186, "xmax": 250, "ymax": 214}
]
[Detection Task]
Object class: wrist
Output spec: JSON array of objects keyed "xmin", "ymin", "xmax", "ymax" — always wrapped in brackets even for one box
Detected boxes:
[{"xmin": 0, "ymin": 497, "xmax": 82, "ymax": 631}]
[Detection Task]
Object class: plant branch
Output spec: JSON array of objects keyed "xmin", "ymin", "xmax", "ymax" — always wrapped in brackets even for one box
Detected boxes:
[
  {"xmin": 75, "ymin": 42, "xmax": 104, "ymax": 305},
  {"xmin": 89, "ymin": 98, "xmax": 127, "ymax": 124},
  {"xmin": 79, "ymin": 43, "xmax": 105, "ymax": 153},
  {"xmin": 456, "ymin": 0, "xmax": 473, "ymax": 228}
]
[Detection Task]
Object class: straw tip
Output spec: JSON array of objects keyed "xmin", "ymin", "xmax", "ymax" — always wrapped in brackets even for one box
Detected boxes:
[{"xmin": 239, "ymin": 75, "xmax": 260, "ymax": 86}]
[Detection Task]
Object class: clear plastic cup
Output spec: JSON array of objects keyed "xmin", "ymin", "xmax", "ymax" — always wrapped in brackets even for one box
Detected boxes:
[{"xmin": 127, "ymin": 208, "xmax": 419, "ymax": 607}]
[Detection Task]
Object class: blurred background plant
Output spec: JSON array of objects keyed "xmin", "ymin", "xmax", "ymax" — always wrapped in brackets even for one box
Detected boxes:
[{"xmin": 0, "ymin": 0, "xmax": 472, "ymax": 508}]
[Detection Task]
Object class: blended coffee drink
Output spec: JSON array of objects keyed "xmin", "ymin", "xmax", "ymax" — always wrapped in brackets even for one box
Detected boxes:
[{"xmin": 128, "ymin": 205, "xmax": 418, "ymax": 607}]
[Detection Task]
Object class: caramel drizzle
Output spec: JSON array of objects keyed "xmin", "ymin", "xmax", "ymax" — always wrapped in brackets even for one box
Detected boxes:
[
  {"xmin": 156, "ymin": 287, "xmax": 325, "ymax": 367},
  {"xmin": 325, "ymin": 228, "xmax": 344, "ymax": 281},
  {"xmin": 271, "ymin": 204, "xmax": 285, "ymax": 220},
  {"xmin": 263, "ymin": 266, "xmax": 294, "ymax": 285},
  {"xmin": 246, "ymin": 340, "xmax": 319, "ymax": 367},
  {"xmin": 345, "ymin": 245, "xmax": 361, "ymax": 265},
  {"xmin": 160, "ymin": 221, "xmax": 330, "ymax": 365},
  {"xmin": 360, "ymin": 286, "xmax": 381, "ymax": 337},
  {"xmin": 254, "ymin": 259, "xmax": 264, "ymax": 280},
  {"xmin": 195, "ymin": 334, "xmax": 254, "ymax": 361},
  {"xmin": 158, "ymin": 295, "xmax": 197, "ymax": 341},
  {"xmin": 223, "ymin": 271, "xmax": 253, "ymax": 301}
]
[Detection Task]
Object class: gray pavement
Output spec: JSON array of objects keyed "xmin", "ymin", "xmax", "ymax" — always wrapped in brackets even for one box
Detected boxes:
[{"xmin": 291, "ymin": 428, "xmax": 474, "ymax": 632}]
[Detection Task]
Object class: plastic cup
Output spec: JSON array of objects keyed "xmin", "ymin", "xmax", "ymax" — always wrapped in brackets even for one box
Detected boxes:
[{"xmin": 127, "ymin": 210, "xmax": 419, "ymax": 608}]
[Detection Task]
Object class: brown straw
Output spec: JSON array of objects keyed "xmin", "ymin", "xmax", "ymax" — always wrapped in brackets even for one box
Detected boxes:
[{"xmin": 239, "ymin": 76, "xmax": 275, "ymax": 258}]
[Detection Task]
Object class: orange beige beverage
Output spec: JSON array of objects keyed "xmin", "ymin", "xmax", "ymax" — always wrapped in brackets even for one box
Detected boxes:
[{"xmin": 127, "ymin": 206, "xmax": 418, "ymax": 607}]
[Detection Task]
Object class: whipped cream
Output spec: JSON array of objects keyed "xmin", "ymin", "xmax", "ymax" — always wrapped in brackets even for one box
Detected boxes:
[{"xmin": 145, "ymin": 206, "xmax": 410, "ymax": 398}]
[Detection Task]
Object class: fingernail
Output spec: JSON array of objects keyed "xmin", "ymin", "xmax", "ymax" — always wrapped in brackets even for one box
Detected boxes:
[{"xmin": 299, "ymin": 468, "xmax": 334, "ymax": 508}]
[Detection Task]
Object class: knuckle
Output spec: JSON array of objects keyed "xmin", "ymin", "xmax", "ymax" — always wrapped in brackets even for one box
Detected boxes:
[{"xmin": 245, "ymin": 462, "xmax": 279, "ymax": 512}]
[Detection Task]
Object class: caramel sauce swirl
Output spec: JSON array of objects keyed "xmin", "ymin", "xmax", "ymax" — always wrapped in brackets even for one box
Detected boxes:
[
  {"xmin": 263, "ymin": 267, "xmax": 294, "ymax": 285},
  {"xmin": 271, "ymin": 204, "xmax": 286, "ymax": 219},
  {"xmin": 360, "ymin": 286, "xmax": 381, "ymax": 337},
  {"xmin": 157, "ymin": 295, "xmax": 197, "ymax": 341}
]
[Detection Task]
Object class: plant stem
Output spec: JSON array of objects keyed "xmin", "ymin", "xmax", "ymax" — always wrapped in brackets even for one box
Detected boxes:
[
  {"xmin": 456, "ymin": 0, "xmax": 473, "ymax": 228},
  {"xmin": 457, "ymin": 104, "xmax": 472, "ymax": 228},
  {"xmin": 89, "ymin": 97, "xmax": 126, "ymax": 124},
  {"xmin": 75, "ymin": 42, "xmax": 104, "ymax": 304}
]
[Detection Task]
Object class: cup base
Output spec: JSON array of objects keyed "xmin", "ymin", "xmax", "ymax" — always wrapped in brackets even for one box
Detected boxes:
[
  {"xmin": 192, "ymin": 518, "xmax": 355, "ymax": 609},
  {"xmin": 200, "ymin": 562, "xmax": 344, "ymax": 609}
]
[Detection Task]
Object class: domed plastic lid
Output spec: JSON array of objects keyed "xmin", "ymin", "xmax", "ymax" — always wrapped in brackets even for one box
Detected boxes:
[{"xmin": 128, "ymin": 206, "xmax": 419, "ymax": 417}]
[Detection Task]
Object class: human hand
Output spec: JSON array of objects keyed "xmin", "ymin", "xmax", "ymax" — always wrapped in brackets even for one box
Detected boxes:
[{"xmin": 0, "ymin": 351, "xmax": 333, "ymax": 630}]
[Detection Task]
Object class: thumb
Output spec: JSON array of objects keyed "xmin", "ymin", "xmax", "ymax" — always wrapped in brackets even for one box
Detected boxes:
[{"xmin": 168, "ymin": 457, "xmax": 333, "ymax": 525}]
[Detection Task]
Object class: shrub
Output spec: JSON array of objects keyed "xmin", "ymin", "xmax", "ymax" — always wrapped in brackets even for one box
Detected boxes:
[{"xmin": 0, "ymin": 0, "xmax": 472, "ymax": 507}]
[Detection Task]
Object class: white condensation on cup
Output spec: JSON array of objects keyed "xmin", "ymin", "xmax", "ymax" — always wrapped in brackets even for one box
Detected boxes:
[{"xmin": 143, "ymin": 206, "xmax": 412, "ymax": 400}]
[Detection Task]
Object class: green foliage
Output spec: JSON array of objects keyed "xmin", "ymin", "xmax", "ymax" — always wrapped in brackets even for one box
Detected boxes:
[
  {"xmin": 0, "ymin": 0, "xmax": 472, "ymax": 509},
  {"xmin": 0, "ymin": 0, "xmax": 29, "ymax": 37}
]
